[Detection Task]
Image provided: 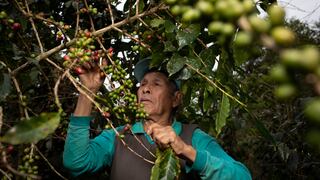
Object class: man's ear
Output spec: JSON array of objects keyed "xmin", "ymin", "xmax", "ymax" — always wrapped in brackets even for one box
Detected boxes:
[{"xmin": 172, "ymin": 91, "xmax": 182, "ymax": 108}]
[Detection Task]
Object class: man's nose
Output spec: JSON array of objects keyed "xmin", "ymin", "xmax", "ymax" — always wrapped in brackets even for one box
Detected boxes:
[{"xmin": 142, "ymin": 85, "xmax": 151, "ymax": 94}]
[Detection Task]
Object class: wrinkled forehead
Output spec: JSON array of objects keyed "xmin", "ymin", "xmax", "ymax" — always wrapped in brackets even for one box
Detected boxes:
[
  {"xmin": 141, "ymin": 71, "xmax": 179, "ymax": 93},
  {"xmin": 141, "ymin": 71, "xmax": 170, "ymax": 83}
]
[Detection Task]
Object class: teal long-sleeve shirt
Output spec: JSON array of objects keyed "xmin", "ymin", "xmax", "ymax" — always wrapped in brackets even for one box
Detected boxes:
[{"xmin": 63, "ymin": 115, "xmax": 252, "ymax": 179}]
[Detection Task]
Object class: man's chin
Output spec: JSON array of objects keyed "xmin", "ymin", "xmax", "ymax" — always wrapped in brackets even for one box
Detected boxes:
[
  {"xmin": 143, "ymin": 109, "xmax": 152, "ymax": 115},
  {"xmin": 142, "ymin": 107, "xmax": 153, "ymax": 117}
]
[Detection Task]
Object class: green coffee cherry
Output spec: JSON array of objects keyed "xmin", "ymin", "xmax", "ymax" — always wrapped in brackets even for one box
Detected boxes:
[
  {"xmin": 268, "ymin": 4, "xmax": 285, "ymax": 26},
  {"xmin": 0, "ymin": 11, "xmax": 7, "ymax": 19},
  {"xmin": 221, "ymin": 23, "xmax": 235, "ymax": 36},
  {"xmin": 242, "ymin": 0, "xmax": 255, "ymax": 14},
  {"xmin": 170, "ymin": 5, "xmax": 182, "ymax": 15},
  {"xmin": 304, "ymin": 99, "xmax": 320, "ymax": 123},
  {"xmin": 274, "ymin": 83, "xmax": 296, "ymax": 100},
  {"xmin": 224, "ymin": 0, "xmax": 244, "ymax": 20},
  {"xmin": 280, "ymin": 49, "xmax": 302, "ymax": 68},
  {"xmin": 280, "ymin": 47, "xmax": 319, "ymax": 71},
  {"xmin": 208, "ymin": 21, "xmax": 224, "ymax": 34},
  {"xmin": 234, "ymin": 31, "xmax": 252, "ymax": 46},
  {"xmin": 269, "ymin": 64, "xmax": 289, "ymax": 82},
  {"xmin": 271, "ymin": 27, "xmax": 295, "ymax": 46},
  {"xmin": 301, "ymin": 46, "xmax": 320, "ymax": 71},
  {"xmin": 182, "ymin": 8, "xmax": 201, "ymax": 22},
  {"xmin": 248, "ymin": 15, "xmax": 271, "ymax": 33},
  {"xmin": 196, "ymin": 0, "xmax": 215, "ymax": 16}
]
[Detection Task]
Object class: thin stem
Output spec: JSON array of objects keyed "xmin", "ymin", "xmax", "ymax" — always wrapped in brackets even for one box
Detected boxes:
[
  {"xmin": 136, "ymin": 0, "xmax": 140, "ymax": 15},
  {"xmin": 24, "ymin": 0, "xmax": 44, "ymax": 53},
  {"xmin": 138, "ymin": 17, "xmax": 164, "ymax": 43},
  {"xmin": 1, "ymin": 152, "xmax": 41, "ymax": 179},
  {"xmin": 186, "ymin": 63, "xmax": 247, "ymax": 108},
  {"xmin": 192, "ymin": 49, "xmax": 207, "ymax": 68},
  {"xmin": 53, "ymin": 72, "xmax": 63, "ymax": 111},
  {"xmin": 0, "ymin": 61, "xmax": 28, "ymax": 118},
  {"xmin": 75, "ymin": 1, "xmax": 80, "ymax": 37},
  {"xmin": 34, "ymin": 145, "xmax": 68, "ymax": 180},
  {"xmin": 0, "ymin": 168, "xmax": 12, "ymax": 180},
  {"xmin": 65, "ymin": 72, "xmax": 154, "ymax": 164},
  {"xmin": 106, "ymin": 0, "xmax": 115, "ymax": 24},
  {"xmin": 34, "ymin": 3, "xmax": 167, "ymax": 62},
  {"xmin": 0, "ymin": 107, "xmax": 40, "ymax": 179},
  {"xmin": 129, "ymin": 127, "xmax": 156, "ymax": 158},
  {"xmin": 122, "ymin": 138, "xmax": 155, "ymax": 164},
  {"xmin": 113, "ymin": 26, "xmax": 151, "ymax": 51}
]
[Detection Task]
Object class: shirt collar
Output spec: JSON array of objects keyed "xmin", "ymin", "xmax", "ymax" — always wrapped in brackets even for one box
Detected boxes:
[{"xmin": 131, "ymin": 119, "xmax": 182, "ymax": 135}]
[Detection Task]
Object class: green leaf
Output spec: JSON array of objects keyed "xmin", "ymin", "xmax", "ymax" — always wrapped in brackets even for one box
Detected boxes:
[
  {"xmin": 0, "ymin": 112, "xmax": 61, "ymax": 144},
  {"xmin": 233, "ymin": 47, "xmax": 250, "ymax": 66},
  {"xmin": 167, "ymin": 54, "xmax": 186, "ymax": 76},
  {"xmin": 138, "ymin": 0, "xmax": 145, "ymax": 13},
  {"xmin": 164, "ymin": 41, "xmax": 176, "ymax": 52},
  {"xmin": 177, "ymin": 67, "xmax": 192, "ymax": 80},
  {"xmin": 12, "ymin": 44, "xmax": 25, "ymax": 59},
  {"xmin": 124, "ymin": 0, "xmax": 144, "ymax": 13},
  {"xmin": 150, "ymin": 19, "xmax": 165, "ymax": 28},
  {"xmin": 151, "ymin": 148, "xmax": 180, "ymax": 180},
  {"xmin": 251, "ymin": 115, "xmax": 276, "ymax": 145},
  {"xmin": 203, "ymin": 89, "xmax": 213, "ymax": 112},
  {"xmin": 65, "ymin": 0, "xmax": 73, "ymax": 8},
  {"xmin": 215, "ymin": 94, "xmax": 230, "ymax": 135},
  {"xmin": 150, "ymin": 52, "xmax": 166, "ymax": 67},
  {"xmin": 186, "ymin": 56, "xmax": 202, "ymax": 69},
  {"xmin": 176, "ymin": 24, "xmax": 200, "ymax": 50},
  {"xmin": 26, "ymin": 57, "xmax": 40, "ymax": 66},
  {"xmin": 181, "ymin": 82, "xmax": 192, "ymax": 107},
  {"xmin": 199, "ymin": 46, "xmax": 219, "ymax": 70},
  {"xmin": 0, "ymin": 73, "xmax": 12, "ymax": 101},
  {"xmin": 164, "ymin": 20, "xmax": 176, "ymax": 33},
  {"xmin": 29, "ymin": 67, "xmax": 40, "ymax": 82}
]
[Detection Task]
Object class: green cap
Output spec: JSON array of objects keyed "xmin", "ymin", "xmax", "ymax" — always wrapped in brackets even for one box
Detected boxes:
[{"xmin": 133, "ymin": 57, "xmax": 181, "ymax": 90}]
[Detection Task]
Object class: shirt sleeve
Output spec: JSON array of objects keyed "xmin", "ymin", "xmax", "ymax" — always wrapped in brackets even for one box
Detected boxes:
[
  {"xmin": 188, "ymin": 129, "xmax": 252, "ymax": 180},
  {"xmin": 63, "ymin": 115, "xmax": 117, "ymax": 176}
]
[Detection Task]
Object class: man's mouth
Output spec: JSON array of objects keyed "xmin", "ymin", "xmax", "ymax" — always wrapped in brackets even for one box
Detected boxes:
[{"xmin": 140, "ymin": 98, "xmax": 151, "ymax": 103}]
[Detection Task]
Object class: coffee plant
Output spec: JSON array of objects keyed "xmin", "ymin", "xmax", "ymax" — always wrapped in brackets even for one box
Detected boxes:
[{"xmin": 0, "ymin": 0, "xmax": 319, "ymax": 179}]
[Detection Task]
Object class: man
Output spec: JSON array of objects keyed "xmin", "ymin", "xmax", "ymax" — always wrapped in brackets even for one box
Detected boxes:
[{"xmin": 63, "ymin": 58, "xmax": 252, "ymax": 179}]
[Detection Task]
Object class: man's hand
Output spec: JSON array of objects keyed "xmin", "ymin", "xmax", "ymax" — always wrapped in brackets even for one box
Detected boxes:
[
  {"xmin": 73, "ymin": 60, "xmax": 106, "ymax": 116},
  {"xmin": 78, "ymin": 61, "xmax": 106, "ymax": 94},
  {"xmin": 145, "ymin": 122, "xmax": 196, "ymax": 163}
]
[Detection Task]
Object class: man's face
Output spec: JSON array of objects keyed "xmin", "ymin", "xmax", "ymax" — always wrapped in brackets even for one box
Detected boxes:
[{"xmin": 137, "ymin": 72, "xmax": 179, "ymax": 119}]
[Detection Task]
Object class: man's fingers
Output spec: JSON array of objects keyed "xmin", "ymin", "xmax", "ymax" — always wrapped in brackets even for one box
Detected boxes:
[
  {"xmin": 89, "ymin": 61, "xmax": 97, "ymax": 69},
  {"xmin": 74, "ymin": 66, "xmax": 86, "ymax": 75},
  {"xmin": 100, "ymin": 58, "xmax": 108, "ymax": 67},
  {"xmin": 82, "ymin": 62, "xmax": 92, "ymax": 70}
]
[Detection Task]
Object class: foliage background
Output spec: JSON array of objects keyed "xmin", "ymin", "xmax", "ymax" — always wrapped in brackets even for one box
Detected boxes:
[{"xmin": 0, "ymin": 0, "xmax": 319, "ymax": 179}]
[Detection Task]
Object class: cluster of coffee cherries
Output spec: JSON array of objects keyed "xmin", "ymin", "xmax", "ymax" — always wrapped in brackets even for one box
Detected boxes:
[
  {"xmin": 0, "ymin": 11, "xmax": 22, "ymax": 32},
  {"xmin": 101, "ymin": 60, "xmax": 147, "ymax": 124},
  {"xmin": 17, "ymin": 147, "xmax": 39, "ymax": 176},
  {"xmin": 80, "ymin": 4, "xmax": 98, "ymax": 15},
  {"xmin": 63, "ymin": 29, "xmax": 106, "ymax": 74},
  {"xmin": 270, "ymin": 46, "xmax": 320, "ymax": 99},
  {"xmin": 166, "ymin": 0, "xmax": 296, "ymax": 48},
  {"xmin": 55, "ymin": 22, "xmax": 71, "ymax": 41},
  {"xmin": 63, "ymin": 30, "xmax": 147, "ymax": 126},
  {"xmin": 167, "ymin": 0, "xmax": 255, "ymax": 39}
]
